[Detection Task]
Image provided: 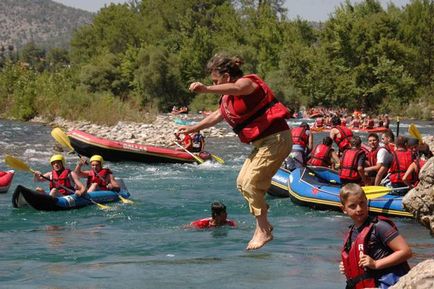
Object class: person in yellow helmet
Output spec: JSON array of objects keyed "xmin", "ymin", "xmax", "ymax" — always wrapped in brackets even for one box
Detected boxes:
[
  {"xmin": 33, "ymin": 154, "xmax": 86, "ymax": 197},
  {"xmin": 74, "ymin": 155, "xmax": 119, "ymax": 192}
]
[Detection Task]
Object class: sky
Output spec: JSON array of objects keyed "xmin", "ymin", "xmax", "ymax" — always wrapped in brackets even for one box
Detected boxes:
[{"xmin": 53, "ymin": 0, "xmax": 412, "ymax": 21}]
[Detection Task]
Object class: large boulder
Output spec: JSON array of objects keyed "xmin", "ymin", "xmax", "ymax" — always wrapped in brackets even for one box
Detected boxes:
[
  {"xmin": 402, "ymin": 156, "xmax": 434, "ymax": 234},
  {"xmin": 389, "ymin": 259, "xmax": 434, "ymax": 289}
]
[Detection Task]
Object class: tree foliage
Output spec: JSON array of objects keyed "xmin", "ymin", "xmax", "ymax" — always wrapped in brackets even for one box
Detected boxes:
[{"xmin": 1, "ymin": 0, "xmax": 433, "ymax": 122}]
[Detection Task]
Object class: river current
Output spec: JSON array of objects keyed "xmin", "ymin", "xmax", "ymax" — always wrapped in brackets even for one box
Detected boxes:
[{"xmin": 0, "ymin": 118, "xmax": 433, "ymax": 289}]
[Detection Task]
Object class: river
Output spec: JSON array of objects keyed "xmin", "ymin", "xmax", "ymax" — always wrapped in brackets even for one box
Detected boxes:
[{"xmin": 0, "ymin": 118, "xmax": 433, "ymax": 289}]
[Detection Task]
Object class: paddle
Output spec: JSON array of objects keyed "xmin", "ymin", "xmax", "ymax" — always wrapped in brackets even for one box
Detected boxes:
[
  {"xmin": 362, "ymin": 185, "xmax": 409, "ymax": 199},
  {"xmin": 173, "ymin": 141, "xmax": 204, "ymax": 164},
  {"xmin": 396, "ymin": 117, "xmax": 400, "ymax": 138},
  {"xmin": 51, "ymin": 128, "xmax": 132, "ymax": 204},
  {"xmin": 4, "ymin": 155, "xmax": 110, "ymax": 210},
  {"xmin": 211, "ymin": 154, "xmax": 225, "ymax": 164},
  {"xmin": 408, "ymin": 124, "xmax": 423, "ymax": 144}
]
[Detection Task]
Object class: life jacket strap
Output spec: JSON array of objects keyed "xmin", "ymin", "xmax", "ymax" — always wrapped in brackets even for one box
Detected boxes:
[
  {"xmin": 232, "ymin": 98, "xmax": 278, "ymax": 134},
  {"xmin": 345, "ymin": 271, "xmax": 372, "ymax": 289}
]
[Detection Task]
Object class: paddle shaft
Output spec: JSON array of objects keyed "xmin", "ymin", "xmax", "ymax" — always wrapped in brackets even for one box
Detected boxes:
[{"xmin": 173, "ymin": 141, "xmax": 204, "ymax": 164}]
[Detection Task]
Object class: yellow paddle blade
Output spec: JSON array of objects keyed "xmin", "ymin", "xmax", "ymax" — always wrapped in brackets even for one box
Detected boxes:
[
  {"xmin": 4, "ymin": 155, "xmax": 34, "ymax": 173},
  {"xmin": 211, "ymin": 154, "xmax": 225, "ymax": 164},
  {"xmin": 408, "ymin": 124, "xmax": 423, "ymax": 143},
  {"xmin": 118, "ymin": 195, "xmax": 134, "ymax": 204},
  {"xmin": 173, "ymin": 141, "xmax": 204, "ymax": 164},
  {"xmin": 51, "ymin": 127, "xmax": 74, "ymax": 151},
  {"xmin": 362, "ymin": 186, "xmax": 391, "ymax": 199}
]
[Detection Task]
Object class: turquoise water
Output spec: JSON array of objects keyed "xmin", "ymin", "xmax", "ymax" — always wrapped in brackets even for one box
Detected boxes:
[{"xmin": 0, "ymin": 119, "xmax": 433, "ymax": 289}]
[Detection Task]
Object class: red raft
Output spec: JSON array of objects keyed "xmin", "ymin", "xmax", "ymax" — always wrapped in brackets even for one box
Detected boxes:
[
  {"xmin": 0, "ymin": 170, "xmax": 15, "ymax": 194},
  {"xmin": 311, "ymin": 126, "xmax": 389, "ymax": 134},
  {"xmin": 67, "ymin": 130, "xmax": 211, "ymax": 164}
]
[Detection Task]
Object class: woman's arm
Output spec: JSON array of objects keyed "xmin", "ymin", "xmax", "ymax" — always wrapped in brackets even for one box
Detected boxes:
[
  {"xmin": 178, "ymin": 110, "xmax": 223, "ymax": 134},
  {"xmin": 189, "ymin": 78, "xmax": 257, "ymax": 96}
]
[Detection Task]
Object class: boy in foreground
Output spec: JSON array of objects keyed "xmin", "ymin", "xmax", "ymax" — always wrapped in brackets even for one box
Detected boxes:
[{"xmin": 339, "ymin": 183, "xmax": 412, "ymax": 289}]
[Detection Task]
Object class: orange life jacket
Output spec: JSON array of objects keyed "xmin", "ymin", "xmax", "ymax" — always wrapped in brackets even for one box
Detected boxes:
[
  {"xmin": 339, "ymin": 148, "xmax": 363, "ymax": 181},
  {"xmin": 49, "ymin": 169, "xmax": 74, "ymax": 196},
  {"xmin": 291, "ymin": 127, "xmax": 309, "ymax": 148},
  {"xmin": 307, "ymin": 144, "xmax": 331, "ymax": 167},
  {"xmin": 87, "ymin": 168, "xmax": 112, "ymax": 190},
  {"xmin": 389, "ymin": 149, "xmax": 414, "ymax": 184},
  {"xmin": 219, "ymin": 74, "xmax": 290, "ymax": 143}
]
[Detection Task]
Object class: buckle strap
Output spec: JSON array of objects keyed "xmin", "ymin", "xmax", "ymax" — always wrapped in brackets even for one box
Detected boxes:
[{"xmin": 345, "ymin": 272, "xmax": 371, "ymax": 289}]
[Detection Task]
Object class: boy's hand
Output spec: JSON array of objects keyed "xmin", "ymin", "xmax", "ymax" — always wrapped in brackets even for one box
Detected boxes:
[{"xmin": 358, "ymin": 253, "xmax": 377, "ymax": 269}]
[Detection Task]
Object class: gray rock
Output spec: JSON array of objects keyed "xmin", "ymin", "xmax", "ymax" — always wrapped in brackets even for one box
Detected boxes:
[{"xmin": 389, "ymin": 259, "xmax": 434, "ymax": 289}]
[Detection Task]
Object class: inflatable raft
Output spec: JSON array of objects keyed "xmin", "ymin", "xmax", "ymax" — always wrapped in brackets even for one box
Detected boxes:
[
  {"xmin": 269, "ymin": 167, "xmax": 413, "ymax": 218},
  {"xmin": 68, "ymin": 130, "xmax": 211, "ymax": 164},
  {"xmin": 0, "ymin": 170, "xmax": 15, "ymax": 194},
  {"xmin": 12, "ymin": 179, "xmax": 130, "ymax": 211},
  {"xmin": 310, "ymin": 126, "xmax": 389, "ymax": 134}
]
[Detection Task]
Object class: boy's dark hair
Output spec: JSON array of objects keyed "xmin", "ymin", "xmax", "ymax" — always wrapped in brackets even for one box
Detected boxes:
[
  {"xmin": 300, "ymin": 121, "xmax": 310, "ymax": 130},
  {"xmin": 383, "ymin": 129, "xmax": 395, "ymax": 142},
  {"xmin": 350, "ymin": 135, "xmax": 362, "ymax": 147},
  {"xmin": 211, "ymin": 202, "xmax": 227, "ymax": 218},
  {"xmin": 323, "ymin": 136, "xmax": 333, "ymax": 146},
  {"xmin": 331, "ymin": 115, "xmax": 341, "ymax": 126},
  {"xmin": 367, "ymin": 133, "xmax": 379, "ymax": 141}
]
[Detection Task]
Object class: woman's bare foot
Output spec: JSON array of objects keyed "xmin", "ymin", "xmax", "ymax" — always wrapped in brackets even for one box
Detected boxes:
[{"xmin": 246, "ymin": 228, "xmax": 273, "ymax": 250}]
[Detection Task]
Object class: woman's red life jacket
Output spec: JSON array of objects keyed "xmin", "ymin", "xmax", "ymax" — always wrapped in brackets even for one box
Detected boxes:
[
  {"xmin": 291, "ymin": 127, "xmax": 308, "ymax": 148},
  {"xmin": 339, "ymin": 148, "xmax": 363, "ymax": 181},
  {"xmin": 87, "ymin": 168, "xmax": 112, "ymax": 190},
  {"xmin": 307, "ymin": 144, "xmax": 331, "ymax": 167},
  {"xmin": 49, "ymin": 169, "xmax": 74, "ymax": 195},
  {"xmin": 182, "ymin": 134, "xmax": 193, "ymax": 151},
  {"xmin": 190, "ymin": 217, "xmax": 236, "ymax": 229},
  {"xmin": 389, "ymin": 149, "xmax": 414, "ymax": 184},
  {"xmin": 341, "ymin": 216, "xmax": 401, "ymax": 289},
  {"xmin": 219, "ymin": 74, "xmax": 290, "ymax": 143},
  {"xmin": 334, "ymin": 126, "xmax": 353, "ymax": 152}
]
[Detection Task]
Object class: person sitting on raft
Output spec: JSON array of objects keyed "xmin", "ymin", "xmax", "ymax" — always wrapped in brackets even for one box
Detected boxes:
[
  {"xmin": 307, "ymin": 136, "xmax": 340, "ymax": 169},
  {"xmin": 388, "ymin": 136, "xmax": 414, "ymax": 194},
  {"xmin": 339, "ymin": 136, "xmax": 368, "ymax": 185},
  {"xmin": 191, "ymin": 131, "xmax": 205, "ymax": 152},
  {"xmin": 174, "ymin": 132, "xmax": 193, "ymax": 151},
  {"xmin": 285, "ymin": 122, "xmax": 313, "ymax": 169},
  {"xmin": 34, "ymin": 154, "xmax": 86, "ymax": 197},
  {"xmin": 364, "ymin": 133, "xmax": 392, "ymax": 185},
  {"xmin": 74, "ymin": 155, "xmax": 119, "ymax": 192},
  {"xmin": 190, "ymin": 202, "xmax": 236, "ymax": 229}
]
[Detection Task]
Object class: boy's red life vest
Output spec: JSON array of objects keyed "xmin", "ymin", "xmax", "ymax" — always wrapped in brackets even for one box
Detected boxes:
[
  {"xmin": 87, "ymin": 168, "xmax": 112, "ymax": 190},
  {"xmin": 219, "ymin": 74, "xmax": 290, "ymax": 143},
  {"xmin": 334, "ymin": 125, "xmax": 353, "ymax": 152},
  {"xmin": 291, "ymin": 127, "xmax": 309, "ymax": 148},
  {"xmin": 341, "ymin": 216, "xmax": 409, "ymax": 289},
  {"xmin": 49, "ymin": 169, "xmax": 74, "ymax": 195},
  {"xmin": 190, "ymin": 217, "xmax": 236, "ymax": 229},
  {"xmin": 389, "ymin": 149, "xmax": 414, "ymax": 184},
  {"xmin": 307, "ymin": 144, "xmax": 331, "ymax": 167},
  {"xmin": 339, "ymin": 148, "xmax": 363, "ymax": 181}
]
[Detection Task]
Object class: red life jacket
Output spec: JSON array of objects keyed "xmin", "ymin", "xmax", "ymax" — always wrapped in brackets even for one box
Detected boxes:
[
  {"xmin": 291, "ymin": 127, "xmax": 308, "ymax": 148},
  {"xmin": 367, "ymin": 119, "xmax": 374, "ymax": 128},
  {"xmin": 367, "ymin": 147, "xmax": 380, "ymax": 166},
  {"xmin": 87, "ymin": 168, "xmax": 112, "ymax": 190},
  {"xmin": 334, "ymin": 125, "xmax": 353, "ymax": 152},
  {"xmin": 339, "ymin": 148, "xmax": 363, "ymax": 181},
  {"xmin": 307, "ymin": 144, "xmax": 331, "ymax": 167},
  {"xmin": 49, "ymin": 169, "xmax": 74, "ymax": 196},
  {"xmin": 219, "ymin": 74, "xmax": 290, "ymax": 143},
  {"xmin": 389, "ymin": 149, "xmax": 413, "ymax": 184},
  {"xmin": 352, "ymin": 120, "xmax": 360, "ymax": 128},
  {"xmin": 183, "ymin": 134, "xmax": 193, "ymax": 151},
  {"xmin": 190, "ymin": 217, "xmax": 236, "ymax": 229},
  {"xmin": 341, "ymin": 216, "xmax": 400, "ymax": 289}
]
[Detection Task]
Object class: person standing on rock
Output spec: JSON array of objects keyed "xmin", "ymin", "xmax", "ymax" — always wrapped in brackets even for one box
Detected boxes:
[{"xmin": 178, "ymin": 53, "xmax": 292, "ymax": 250}]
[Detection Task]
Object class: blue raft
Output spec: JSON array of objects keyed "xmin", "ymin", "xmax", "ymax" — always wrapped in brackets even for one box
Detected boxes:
[
  {"xmin": 269, "ymin": 167, "xmax": 413, "ymax": 218},
  {"xmin": 12, "ymin": 179, "xmax": 130, "ymax": 211}
]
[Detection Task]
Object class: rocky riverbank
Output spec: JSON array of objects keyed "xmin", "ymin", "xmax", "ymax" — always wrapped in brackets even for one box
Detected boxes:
[{"xmin": 45, "ymin": 114, "xmax": 236, "ymax": 147}]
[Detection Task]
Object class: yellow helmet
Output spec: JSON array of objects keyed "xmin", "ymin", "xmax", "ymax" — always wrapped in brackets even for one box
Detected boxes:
[
  {"xmin": 50, "ymin": 154, "xmax": 65, "ymax": 166},
  {"xmin": 90, "ymin": 155, "xmax": 104, "ymax": 165}
]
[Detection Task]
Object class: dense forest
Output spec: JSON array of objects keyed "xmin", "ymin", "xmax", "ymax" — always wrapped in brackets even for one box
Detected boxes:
[{"xmin": 0, "ymin": 0, "xmax": 433, "ymax": 124}]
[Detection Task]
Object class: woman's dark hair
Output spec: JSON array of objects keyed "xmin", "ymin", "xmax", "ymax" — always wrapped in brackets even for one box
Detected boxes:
[
  {"xmin": 211, "ymin": 202, "xmax": 227, "ymax": 218},
  {"xmin": 331, "ymin": 115, "xmax": 341, "ymax": 126},
  {"xmin": 350, "ymin": 135, "xmax": 362, "ymax": 147},
  {"xmin": 207, "ymin": 54, "xmax": 244, "ymax": 78}
]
